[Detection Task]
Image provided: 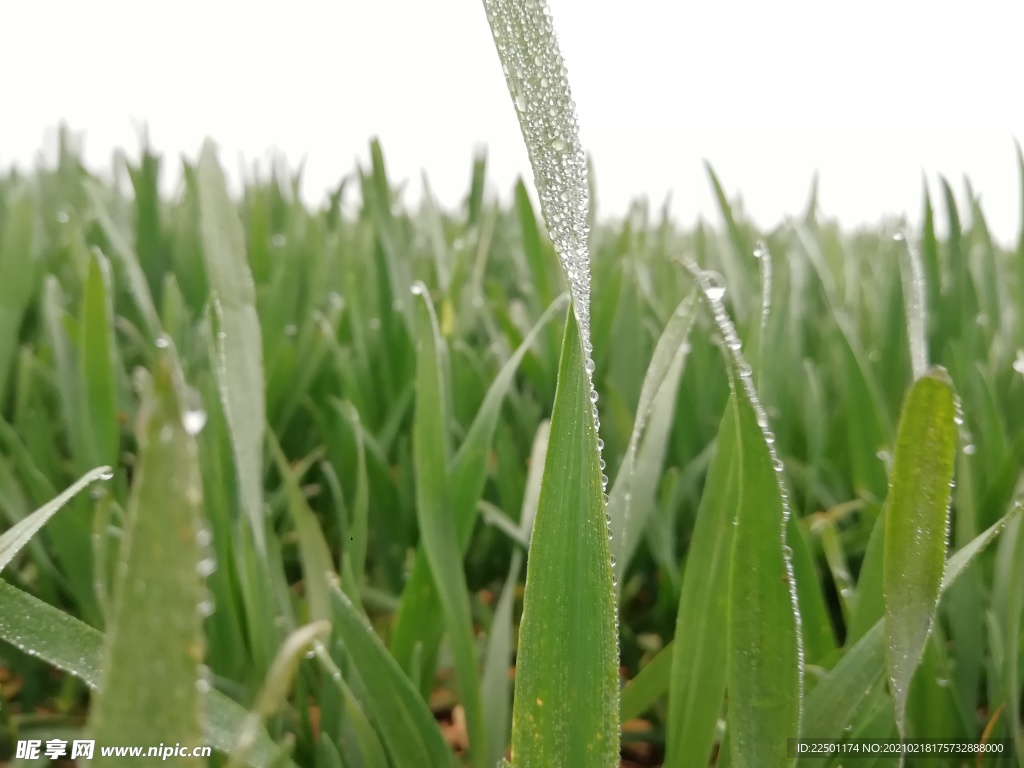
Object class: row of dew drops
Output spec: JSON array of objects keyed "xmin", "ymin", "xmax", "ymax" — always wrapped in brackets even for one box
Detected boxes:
[{"xmin": 686, "ymin": 241, "xmax": 806, "ymax": 681}]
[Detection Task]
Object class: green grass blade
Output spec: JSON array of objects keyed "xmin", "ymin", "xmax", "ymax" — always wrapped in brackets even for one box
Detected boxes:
[
  {"xmin": 0, "ymin": 466, "xmax": 111, "ymax": 573},
  {"xmin": 389, "ymin": 293, "xmax": 566, "ymax": 691},
  {"xmin": 894, "ymin": 233, "xmax": 929, "ymax": 381},
  {"xmin": 327, "ymin": 583, "xmax": 456, "ymax": 768},
  {"xmin": 0, "ymin": 582, "xmax": 286, "ymax": 767},
  {"xmin": 480, "ymin": 0, "xmax": 595, "ymax": 356},
  {"xmin": 410, "ymin": 283, "xmax": 488, "ymax": 768},
  {"xmin": 993, "ymin": 512, "xmax": 1024, "ymax": 765},
  {"xmin": 883, "ymin": 368, "xmax": 957, "ymax": 737},
  {"xmin": 622, "ymin": 640, "xmax": 673, "ymax": 722},
  {"xmin": 268, "ymin": 435, "xmax": 333, "ymax": 625},
  {"xmin": 79, "ymin": 250, "xmax": 120, "ymax": 468},
  {"xmin": 1016, "ymin": 139, "xmax": 1024, "ymax": 346},
  {"xmin": 799, "ymin": 502, "xmax": 1021, "ymax": 753},
  {"xmin": 227, "ymin": 621, "xmax": 331, "ymax": 768},
  {"xmin": 665, "ymin": 401, "xmax": 736, "ymax": 768},
  {"xmin": 509, "ymin": 306, "xmax": 618, "ymax": 768},
  {"xmin": 608, "ymin": 292, "xmax": 697, "ymax": 582},
  {"xmin": 0, "ymin": 183, "xmax": 36, "ymax": 405},
  {"xmin": 87, "ymin": 353, "xmax": 206, "ymax": 765},
  {"xmin": 691, "ymin": 270, "xmax": 802, "ymax": 768},
  {"xmin": 313, "ymin": 648, "xmax": 390, "ymax": 768},
  {"xmin": 482, "ymin": 420, "xmax": 549, "ymax": 768},
  {"xmin": 83, "ymin": 180, "xmax": 163, "ymax": 342},
  {"xmin": 196, "ymin": 140, "xmax": 266, "ymax": 551}
]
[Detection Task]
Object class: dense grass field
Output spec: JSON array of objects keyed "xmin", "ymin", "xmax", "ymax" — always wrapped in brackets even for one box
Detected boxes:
[{"xmin": 0, "ymin": 123, "xmax": 1021, "ymax": 767}]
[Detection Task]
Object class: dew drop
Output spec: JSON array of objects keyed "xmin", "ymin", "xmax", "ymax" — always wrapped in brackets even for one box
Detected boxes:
[
  {"xmin": 1014, "ymin": 351, "xmax": 1024, "ymax": 375},
  {"xmin": 182, "ymin": 410, "xmax": 207, "ymax": 436},
  {"xmin": 98, "ymin": 468, "xmax": 114, "ymax": 481},
  {"xmin": 155, "ymin": 335, "xmax": 170, "ymax": 349},
  {"xmin": 699, "ymin": 270, "xmax": 727, "ymax": 302}
]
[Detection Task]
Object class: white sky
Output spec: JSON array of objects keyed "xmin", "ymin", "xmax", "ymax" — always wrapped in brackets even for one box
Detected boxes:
[{"xmin": 2, "ymin": 0, "xmax": 1022, "ymax": 245}]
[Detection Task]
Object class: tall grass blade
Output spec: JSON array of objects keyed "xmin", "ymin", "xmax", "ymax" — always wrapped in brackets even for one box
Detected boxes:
[
  {"xmin": 1016, "ymin": 139, "xmax": 1024, "ymax": 346},
  {"xmin": 389, "ymin": 293, "xmax": 566, "ymax": 692},
  {"xmin": 509, "ymin": 306, "xmax": 618, "ymax": 767},
  {"xmin": 196, "ymin": 140, "xmax": 266, "ymax": 550},
  {"xmin": 799, "ymin": 502, "xmax": 1021, "ymax": 756},
  {"xmin": 691, "ymin": 269, "xmax": 802, "ymax": 768},
  {"xmin": 79, "ymin": 250, "xmax": 120, "ymax": 468},
  {"xmin": 0, "ymin": 183, "xmax": 36, "ymax": 405},
  {"xmin": 481, "ymin": 420, "xmax": 549, "ymax": 768},
  {"xmin": 608, "ymin": 292, "xmax": 696, "ymax": 582},
  {"xmin": 0, "ymin": 466, "xmax": 111, "ymax": 573},
  {"xmin": 410, "ymin": 283, "xmax": 488, "ymax": 768},
  {"xmin": 665, "ymin": 402, "xmax": 738, "ymax": 768},
  {"xmin": 883, "ymin": 368, "xmax": 956, "ymax": 739},
  {"xmin": 480, "ymin": 0, "xmax": 595, "ymax": 358},
  {"xmin": 894, "ymin": 233, "xmax": 929, "ymax": 381},
  {"xmin": 88, "ymin": 354, "xmax": 206, "ymax": 766},
  {"xmin": 328, "ymin": 583, "xmax": 457, "ymax": 768},
  {"xmin": 227, "ymin": 621, "xmax": 331, "ymax": 768}
]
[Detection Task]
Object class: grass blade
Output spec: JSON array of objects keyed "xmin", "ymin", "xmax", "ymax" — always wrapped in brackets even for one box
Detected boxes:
[
  {"xmin": 665, "ymin": 403, "xmax": 738, "ymax": 768},
  {"xmin": 0, "ymin": 466, "xmax": 111, "ymax": 573},
  {"xmin": 608, "ymin": 292, "xmax": 697, "ymax": 582},
  {"xmin": 691, "ymin": 269, "xmax": 802, "ymax": 768},
  {"xmin": 389, "ymin": 293, "xmax": 566, "ymax": 691},
  {"xmin": 196, "ymin": 140, "xmax": 266, "ymax": 550},
  {"xmin": 883, "ymin": 368, "xmax": 957, "ymax": 738},
  {"xmin": 894, "ymin": 232, "xmax": 929, "ymax": 381},
  {"xmin": 227, "ymin": 621, "xmax": 331, "ymax": 768},
  {"xmin": 88, "ymin": 353, "xmax": 206, "ymax": 765},
  {"xmin": 328, "ymin": 583, "xmax": 456, "ymax": 768},
  {"xmin": 0, "ymin": 581, "xmax": 286, "ymax": 767},
  {"xmin": 0, "ymin": 183, "xmax": 36, "ymax": 405},
  {"xmin": 410, "ymin": 283, "xmax": 488, "ymax": 768},
  {"xmin": 481, "ymin": 420, "xmax": 549, "ymax": 768},
  {"xmin": 79, "ymin": 250, "xmax": 120, "ymax": 469},
  {"xmin": 799, "ymin": 502, "xmax": 1021, "ymax": 756},
  {"xmin": 480, "ymin": 0, "xmax": 594, "ymax": 357},
  {"xmin": 509, "ymin": 306, "xmax": 618, "ymax": 768}
]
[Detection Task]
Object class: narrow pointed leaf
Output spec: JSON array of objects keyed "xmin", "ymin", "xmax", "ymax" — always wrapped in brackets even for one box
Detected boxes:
[
  {"xmin": 883, "ymin": 367, "xmax": 957, "ymax": 735},
  {"xmin": 410, "ymin": 284, "xmax": 488, "ymax": 768},
  {"xmin": 509, "ymin": 306, "xmax": 618, "ymax": 768},
  {"xmin": 799, "ymin": 502, "xmax": 1020, "ymax": 752},
  {"xmin": 88, "ymin": 355, "xmax": 206, "ymax": 766},
  {"xmin": 196, "ymin": 141, "xmax": 266, "ymax": 550},
  {"xmin": 665, "ymin": 403, "xmax": 737, "ymax": 768},
  {"xmin": 0, "ymin": 466, "xmax": 111, "ymax": 573},
  {"xmin": 328, "ymin": 583, "xmax": 456, "ymax": 768}
]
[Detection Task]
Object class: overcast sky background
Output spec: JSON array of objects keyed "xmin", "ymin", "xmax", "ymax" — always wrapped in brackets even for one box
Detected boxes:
[{"xmin": 2, "ymin": 0, "xmax": 1022, "ymax": 244}]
